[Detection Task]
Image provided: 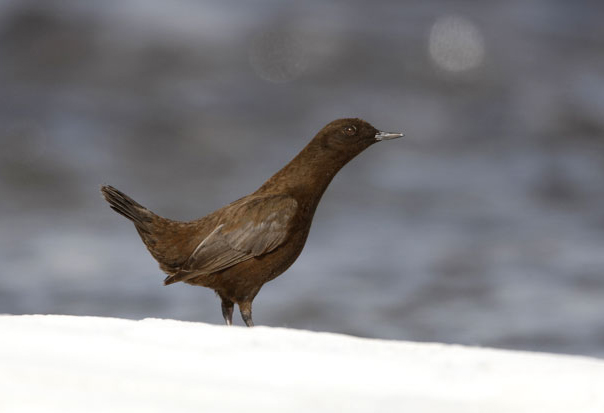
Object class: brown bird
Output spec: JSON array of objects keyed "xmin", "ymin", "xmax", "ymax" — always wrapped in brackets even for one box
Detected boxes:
[{"xmin": 101, "ymin": 118, "xmax": 404, "ymax": 326}]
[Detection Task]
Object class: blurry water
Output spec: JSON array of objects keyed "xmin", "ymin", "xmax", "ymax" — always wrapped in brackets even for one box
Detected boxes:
[
  {"xmin": 429, "ymin": 15, "xmax": 485, "ymax": 72},
  {"xmin": 1, "ymin": 0, "xmax": 603, "ymax": 357}
]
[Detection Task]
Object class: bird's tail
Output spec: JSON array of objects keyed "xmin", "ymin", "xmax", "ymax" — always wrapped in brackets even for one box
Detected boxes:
[{"xmin": 100, "ymin": 185, "xmax": 154, "ymax": 234}]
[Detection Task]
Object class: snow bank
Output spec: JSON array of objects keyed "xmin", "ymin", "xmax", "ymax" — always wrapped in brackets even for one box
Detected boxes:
[{"xmin": 1, "ymin": 315, "xmax": 602, "ymax": 413}]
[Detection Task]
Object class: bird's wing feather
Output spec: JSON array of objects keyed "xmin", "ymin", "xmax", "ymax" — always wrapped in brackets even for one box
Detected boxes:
[{"xmin": 167, "ymin": 195, "xmax": 297, "ymax": 283}]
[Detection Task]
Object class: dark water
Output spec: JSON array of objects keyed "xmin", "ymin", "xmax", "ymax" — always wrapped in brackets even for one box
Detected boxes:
[{"xmin": 1, "ymin": 0, "xmax": 604, "ymax": 357}]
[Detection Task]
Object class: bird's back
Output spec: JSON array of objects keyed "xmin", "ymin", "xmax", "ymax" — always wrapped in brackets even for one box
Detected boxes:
[{"xmin": 139, "ymin": 215, "xmax": 218, "ymax": 276}]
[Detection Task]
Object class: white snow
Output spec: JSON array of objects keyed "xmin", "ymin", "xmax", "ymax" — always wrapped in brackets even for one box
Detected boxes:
[{"xmin": 1, "ymin": 315, "xmax": 602, "ymax": 413}]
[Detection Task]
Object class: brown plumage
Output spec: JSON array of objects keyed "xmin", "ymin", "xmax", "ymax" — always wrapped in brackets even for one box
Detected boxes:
[{"xmin": 101, "ymin": 118, "xmax": 404, "ymax": 326}]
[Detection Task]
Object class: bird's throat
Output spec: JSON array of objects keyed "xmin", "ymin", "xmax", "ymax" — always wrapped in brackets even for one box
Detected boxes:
[{"xmin": 257, "ymin": 139, "xmax": 353, "ymax": 203}]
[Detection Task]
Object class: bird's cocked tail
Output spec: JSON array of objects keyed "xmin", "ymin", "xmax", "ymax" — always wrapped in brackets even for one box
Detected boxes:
[{"xmin": 101, "ymin": 185, "xmax": 153, "ymax": 234}]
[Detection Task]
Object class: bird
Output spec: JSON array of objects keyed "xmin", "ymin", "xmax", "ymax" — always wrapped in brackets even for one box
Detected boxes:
[{"xmin": 101, "ymin": 118, "xmax": 404, "ymax": 327}]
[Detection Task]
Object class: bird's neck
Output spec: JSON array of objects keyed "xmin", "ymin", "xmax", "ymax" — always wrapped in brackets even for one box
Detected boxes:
[{"xmin": 256, "ymin": 139, "xmax": 353, "ymax": 205}]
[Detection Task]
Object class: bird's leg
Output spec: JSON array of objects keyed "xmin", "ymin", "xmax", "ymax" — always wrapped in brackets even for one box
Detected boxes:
[
  {"xmin": 221, "ymin": 298, "xmax": 234, "ymax": 326},
  {"xmin": 239, "ymin": 302, "xmax": 254, "ymax": 327}
]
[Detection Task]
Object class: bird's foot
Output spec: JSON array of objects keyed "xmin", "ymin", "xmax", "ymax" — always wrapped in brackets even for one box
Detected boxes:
[
  {"xmin": 239, "ymin": 302, "xmax": 254, "ymax": 327},
  {"xmin": 221, "ymin": 299, "xmax": 234, "ymax": 326}
]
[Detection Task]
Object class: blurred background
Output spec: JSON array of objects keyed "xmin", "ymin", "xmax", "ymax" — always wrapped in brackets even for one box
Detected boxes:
[{"xmin": 1, "ymin": 0, "xmax": 603, "ymax": 357}]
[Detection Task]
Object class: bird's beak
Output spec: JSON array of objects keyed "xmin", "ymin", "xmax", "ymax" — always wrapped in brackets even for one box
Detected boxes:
[{"xmin": 375, "ymin": 131, "xmax": 405, "ymax": 141}]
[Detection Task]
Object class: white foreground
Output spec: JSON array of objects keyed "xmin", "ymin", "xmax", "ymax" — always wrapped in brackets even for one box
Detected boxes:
[{"xmin": 1, "ymin": 315, "xmax": 603, "ymax": 413}]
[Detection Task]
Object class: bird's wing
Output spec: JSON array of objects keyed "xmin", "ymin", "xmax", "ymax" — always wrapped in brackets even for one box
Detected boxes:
[{"xmin": 165, "ymin": 194, "xmax": 298, "ymax": 284}]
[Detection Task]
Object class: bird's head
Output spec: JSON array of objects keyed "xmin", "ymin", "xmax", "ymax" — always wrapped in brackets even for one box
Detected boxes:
[{"xmin": 313, "ymin": 118, "xmax": 404, "ymax": 159}]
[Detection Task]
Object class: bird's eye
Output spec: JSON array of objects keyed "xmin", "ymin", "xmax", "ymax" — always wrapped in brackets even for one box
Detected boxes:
[{"xmin": 343, "ymin": 125, "xmax": 357, "ymax": 136}]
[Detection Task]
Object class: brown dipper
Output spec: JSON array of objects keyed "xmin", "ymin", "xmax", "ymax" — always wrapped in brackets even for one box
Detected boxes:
[{"xmin": 101, "ymin": 118, "xmax": 404, "ymax": 326}]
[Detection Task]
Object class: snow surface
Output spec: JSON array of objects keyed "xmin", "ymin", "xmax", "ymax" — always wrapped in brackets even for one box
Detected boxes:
[{"xmin": 1, "ymin": 315, "xmax": 603, "ymax": 413}]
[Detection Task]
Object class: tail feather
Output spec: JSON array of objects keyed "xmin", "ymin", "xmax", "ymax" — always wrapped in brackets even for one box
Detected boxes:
[
  {"xmin": 101, "ymin": 185, "xmax": 153, "ymax": 232},
  {"xmin": 164, "ymin": 269, "xmax": 193, "ymax": 286}
]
